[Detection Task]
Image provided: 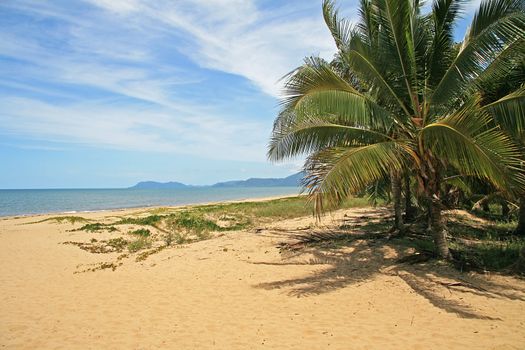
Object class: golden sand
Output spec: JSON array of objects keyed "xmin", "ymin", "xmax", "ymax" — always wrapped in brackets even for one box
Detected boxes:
[{"xmin": 1, "ymin": 205, "xmax": 524, "ymax": 349}]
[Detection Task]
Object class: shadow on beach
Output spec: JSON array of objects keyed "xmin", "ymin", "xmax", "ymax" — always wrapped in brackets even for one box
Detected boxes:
[{"xmin": 250, "ymin": 208, "xmax": 525, "ymax": 320}]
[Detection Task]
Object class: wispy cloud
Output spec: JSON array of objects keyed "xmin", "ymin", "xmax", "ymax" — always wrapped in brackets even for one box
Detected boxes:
[
  {"xmin": 0, "ymin": 0, "xmax": 348, "ymax": 162},
  {"xmin": 84, "ymin": 0, "xmax": 344, "ymax": 96},
  {"xmin": 0, "ymin": 97, "xmax": 267, "ymax": 161}
]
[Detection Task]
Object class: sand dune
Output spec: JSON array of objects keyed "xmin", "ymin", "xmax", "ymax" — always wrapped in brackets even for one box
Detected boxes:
[{"xmin": 1, "ymin": 206, "xmax": 524, "ymax": 349}]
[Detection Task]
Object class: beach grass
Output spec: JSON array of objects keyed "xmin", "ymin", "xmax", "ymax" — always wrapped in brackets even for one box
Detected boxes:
[
  {"xmin": 25, "ymin": 216, "xmax": 92, "ymax": 225},
  {"xmin": 190, "ymin": 196, "xmax": 372, "ymax": 220},
  {"xmin": 92, "ymin": 196, "xmax": 371, "ymax": 239},
  {"xmin": 76, "ymin": 223, "xmax": 118, "ymax": 232},
  {"xmin": 127, "ymin": 237, "xmax": 152, "ymax": 253},
  {"xmin": 129, "ymin": 228, "xmax": 151, "ymax": 237},
  {"xmin": 34, "ymin": 195, "xmax": 523, "ymax": 275},
  {"xmin": 58, "ymin": 196, "xmax": 373, "ymax": 265}
]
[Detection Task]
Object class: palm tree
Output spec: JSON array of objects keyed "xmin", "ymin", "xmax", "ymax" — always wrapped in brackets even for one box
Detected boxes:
[
  {"xmin": 480, "ymin": 58, "xmax": 525, "ymax": 233},
  {"xmin": 269, "ymin": 0, "xmax": 525, "ymax": 258}
]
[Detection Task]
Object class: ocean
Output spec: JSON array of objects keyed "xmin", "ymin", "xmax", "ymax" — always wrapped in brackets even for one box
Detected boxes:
[{"xmin": 0, "ymin": 187, "xmax": 300, "ymax": 217}]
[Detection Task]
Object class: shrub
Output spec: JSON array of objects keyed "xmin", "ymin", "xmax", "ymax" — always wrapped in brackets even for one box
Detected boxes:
[
  {"xmin": 127, "ymin": 237, "xmax": 152, "ymax": 253},
  {"xmin": 129, "ymin": 228, "xmax": 151, "ymax": 237},
  {"xmin": 116, "ymin": 215, "xmax": 163, "ymax": 226},
  {"xmin": 77, "ymin": 223, "xmax": 117, "ymax": 232}
]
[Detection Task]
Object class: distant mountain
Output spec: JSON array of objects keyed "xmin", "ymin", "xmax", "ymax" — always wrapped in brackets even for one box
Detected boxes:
[
  {"xmin": 212, "ymin": 172, "xmax": 304, "ymax": 188},
  {"xmin": 129, "ymin": 172, "xmax": 304, "ymax": 189},
  {"xmin": 130, "ymin": 181, "xmax": 189, "ymax": 189}
]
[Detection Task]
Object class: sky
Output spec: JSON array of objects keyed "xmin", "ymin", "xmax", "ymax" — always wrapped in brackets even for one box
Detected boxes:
[{"xmin": 0, "ymin": 0, "xmax": 479, "ymax": 189}]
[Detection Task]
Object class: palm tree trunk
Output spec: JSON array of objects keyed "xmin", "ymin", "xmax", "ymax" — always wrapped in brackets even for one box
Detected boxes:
[
  {"xmin": 425, "ymin": 166, "xmax": 450, "ymax": 259},
  {"xmin": 515, "ymin": 197, "xmax": 525, "ymax": 236},
  {"xmin": 391, "ymin": 171, "xmax": 403, "ymax": 231},
  {"xmin": 430, "ymin": 198, "xmax": 450, "ymax": 259},
  {"xmin": 404, "ymin": 174, "xmax": 415, "ymax": 221}
]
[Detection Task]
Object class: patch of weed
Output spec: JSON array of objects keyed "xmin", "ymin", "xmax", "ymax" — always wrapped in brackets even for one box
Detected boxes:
[
  {"xmin": 168, "ymin": 212, "xmax": 221, "ymax": 233},
  {"xmin": 27, "ymin": 216, "xmax": 91, "ymax": 225},
  {"xmin": 136, "ymin": 246, "xmax": 166, "ymax": 262},
  {"xmin": 75, "ymin": 261, "xmax": 123, "ymax": 273},
  {"xmin": 129, "ymin": 228, "xmax": 151, "ymax": 237},
  {"xmin": 75, "ymin": 223, "xmax": 118, "ymax": 233},
  {"xmin": 63, "ymin": 237, "xmax": 128, "ymax": 254},
  {"xmin": 164, "ymin": 231, "xmax": 173, "ymax": 246},
  {"xmin": 172, "ymin": 231, "xmax": 191, "ymax": 244},
  {"xmin": 127, "ymin": 237, "xmax": 152, "ymax": 253},
  {"xmin": 450, "ymin": 238, "xmax": 525, "ymax": 272},
  {"xmin": 116, "ymin": 215, "xmax": 163, "ymax": 226}
]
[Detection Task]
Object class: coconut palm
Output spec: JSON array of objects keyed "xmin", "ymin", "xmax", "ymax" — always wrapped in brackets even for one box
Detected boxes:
[
  {"xmin": 480, "ymin": 57, "xmax": 525, "ymax": 233},
  {"xmin": 268, "ymin": 0, "xmax": 525, "ymax": 258}
]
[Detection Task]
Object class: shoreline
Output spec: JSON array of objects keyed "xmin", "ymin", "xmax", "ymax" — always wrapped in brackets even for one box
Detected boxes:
[{"xmin": 0, "ymin": 193, "xmax": 302, "ymax": 220}]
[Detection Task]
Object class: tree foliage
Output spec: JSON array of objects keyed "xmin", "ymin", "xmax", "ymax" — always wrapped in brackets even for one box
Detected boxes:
[{"xmin": 269, "ymin": 0, "xmax": 525, "ymax": 258}]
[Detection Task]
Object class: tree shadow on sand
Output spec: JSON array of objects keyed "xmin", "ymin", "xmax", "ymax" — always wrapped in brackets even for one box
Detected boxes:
[{"xmin": 251, "ymin": 210, "xmax": 525, "ymax": 320}]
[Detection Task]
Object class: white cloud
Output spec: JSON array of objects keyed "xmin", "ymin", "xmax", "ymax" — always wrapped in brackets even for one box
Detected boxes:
[
  {"xmin": 0, "ymin": 97, "xmax": 267, "ymax": 161},
  {"xmin": 87, "ymin": 0, "xmax": 142, "ymax": 14},
  {"xmin": 84, "ymin": 0, "xmax": 345, "ymax": 96},
  {"xmin": 0, "ymin": 0, "xmax": 357, "ymax": 162}
]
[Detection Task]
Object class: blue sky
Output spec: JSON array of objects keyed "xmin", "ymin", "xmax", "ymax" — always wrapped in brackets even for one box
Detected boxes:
[{"xmin": 0, "ymin": 0, "xmax": 479, "ymax": 189}]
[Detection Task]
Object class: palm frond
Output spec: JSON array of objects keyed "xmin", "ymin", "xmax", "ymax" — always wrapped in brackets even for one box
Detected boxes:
[
  {"xmin": 322, "ymin": 0, "xmax": 355, "ymax": 51},
  {"xmin": 431, "ymin": 8, "xmax": 525, "ymax": 106},
  {"xmin": 357, "ymin": 0, "xmax": 379, "ymax": 46},
  {"xmin": 281, "ymin": 56, "xmax": 360, "ymax": 109},
  {"xmin": 280, "ymin": 57, "xmax": 395, "ymax": 130},
  {"xmin": 475, "ymin": 38, "xmax": 525, "ymax": 91},
  {"xmin": 483, "ymin": 85, "xmax": 525, "ymax": 139},
  {"xmin": 268, "ymin": 116, "xmax": 391, "ymax": 161},
  {"xmin": 426, "ymin": 0, "xmax": 466, "ymax": 92},
  {"xmin": 293, "ymin": 90, "xmax": 394, "ymax": 130},
  {"xmin": 466, "ymin": 0, "xmax": 525, "ymax": 41},
  {"xmin": 384, "ymin": 0, "xmax": 420, "ymax": 114},
  {"xmin": 302, "ymin": 141, "xmax": 411, "ymax": 213},
  {"xmin": 443, "ymin": 175, "xmax": 473, "ymax": 195},
  {"xmin": 421, "ymin": 100, "xmax": 525, "ymax": 192},
  {"xmin": 347, "ymin": 50, "xmax": 413, "ymax": 118}
]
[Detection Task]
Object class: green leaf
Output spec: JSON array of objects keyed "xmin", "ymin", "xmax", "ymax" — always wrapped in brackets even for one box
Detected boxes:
[
  {"xmin": 421, "ymin": 102, "xmax": 525, "ymax": 192},
  {"xmin": 269, "ymin": 116, "xmax": 390, "ymax": 161},
  {"xmin": 483, "ymin": 85, "xmax": 525, "ymax": 139},
  {"xmin": 302, "ymin": 142, "xmax": 410, "ymax": 213}
]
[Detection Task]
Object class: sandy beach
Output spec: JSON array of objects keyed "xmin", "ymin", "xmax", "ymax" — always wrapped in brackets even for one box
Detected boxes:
[{"xmin": 1, "ymin": 201, "xmax": 525, "ymax": 350}]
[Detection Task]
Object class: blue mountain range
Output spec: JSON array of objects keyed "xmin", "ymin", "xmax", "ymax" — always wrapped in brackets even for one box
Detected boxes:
[{"xmin": 130, "ymin": 172, "xmax": 304, "ymax": 189}]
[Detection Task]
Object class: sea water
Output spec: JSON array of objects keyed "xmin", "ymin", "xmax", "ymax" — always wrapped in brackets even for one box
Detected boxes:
[{"xmin": 0, "ymin": 187, "xmax": 300, "ymax": 217}]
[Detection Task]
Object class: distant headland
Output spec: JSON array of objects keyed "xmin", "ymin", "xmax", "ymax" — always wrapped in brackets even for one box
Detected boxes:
[{"xmin": 129, "ymin": 172, "xmax": 304, "ymax": 189}]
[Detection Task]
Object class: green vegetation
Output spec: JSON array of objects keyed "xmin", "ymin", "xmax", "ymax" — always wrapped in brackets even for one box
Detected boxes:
[
  {"xmin": 191, "ymin": 196, "xmax": 370, "ymax": 221},
  {"xmin": 129, "ymin": 228, "xmax": 151, "ymax": 237},
  {"xmin": 65, "ymin": 196, "xmax": 373, "ymax": 267},
  {"xmin": 115, "ymin": 215, "xmax": 163, "ymax": 226},
  {"xmin": 291, "ymin": 209, "xmax": 525, "ymax": 274},
  {"xmin": 167, "ymin": 211, "xmax": 223, "ymax": 233},
  {"xmin": 75, "ymin": 261, "xmax": 123, "ymax": 273},
  {"xmin": 450, "ymin": 240, "xmax": 525, "ymax": 272},
  {"xmin": 127, "ymin": 237, "xmax": 152, "ymax": 253},
  {"xmin": 136, "ymin": 246, "xmax": 166, "ymax": 262},
  {"xmin": 268, "ymin": 0, "xmax": 525, "ymax": 259},
  {"xmin": 55, "ymin": 193, "xmax": 524, "ymax": 275},
  {"xmin": 76, "ymin": 223, "xmax": 118, "ymax": 232},
  {"xmin": 172, "ymin": 231, "xmax": 191, "ymax": 245},
  {"xmin": 71, "ymin": 196, "xmax": 369, "ymax": 241},
  {"xmin": 27, "ymin": 216, "xmax": 91, "ymax": 225},
  {"xmin": 63, "ymin": 237, "xmax": 128, "ymax": 254},
  {"xmin": 106, "ymin": 238, "xmax": 128, "ymax": 251},
  {"xmin": 164, "ymin": 231, "xmax": 173, "ymax": 246}
]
